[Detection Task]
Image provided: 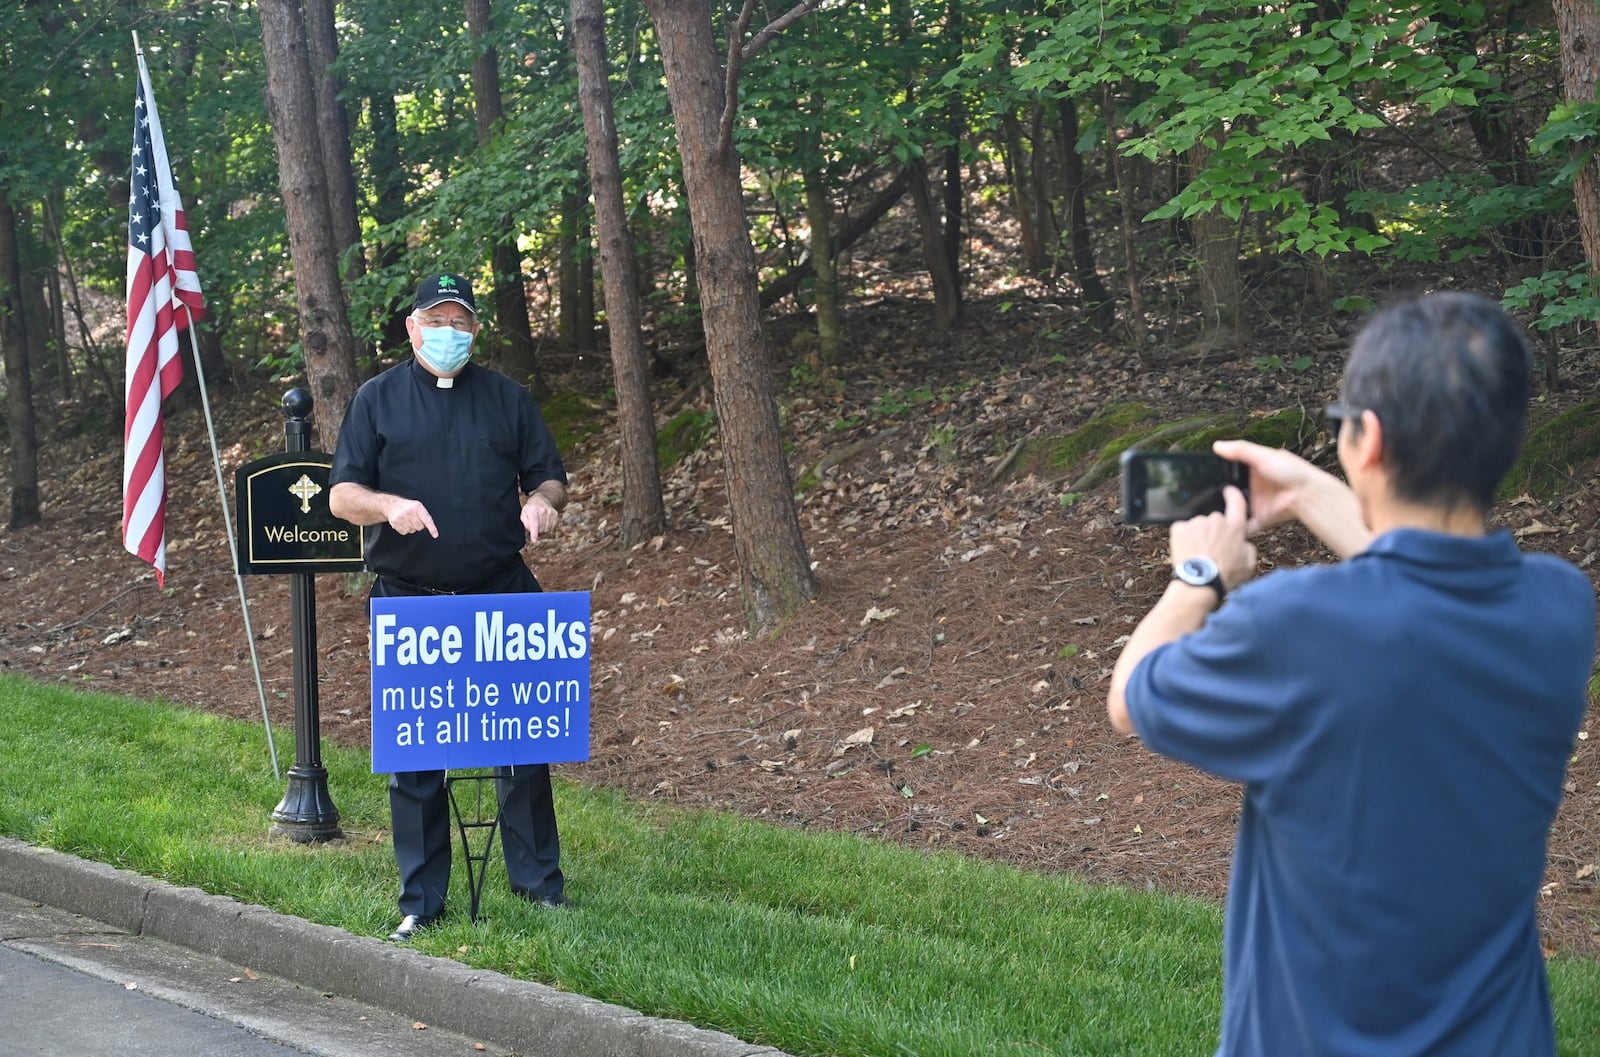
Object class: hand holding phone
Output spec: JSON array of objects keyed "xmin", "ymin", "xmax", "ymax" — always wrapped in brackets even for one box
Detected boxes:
[{"xmin": 1119, "ymin": 450, "xmax": 1250, "ymax": 525}]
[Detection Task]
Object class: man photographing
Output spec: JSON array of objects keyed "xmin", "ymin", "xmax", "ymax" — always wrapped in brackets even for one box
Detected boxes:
[{"xmin": 1108, "ymin": 292, "xmax": 1595, "ymax": 1056}]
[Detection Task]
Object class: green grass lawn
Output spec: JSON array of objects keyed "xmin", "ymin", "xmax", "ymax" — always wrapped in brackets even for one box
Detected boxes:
[{"xmin": 2, "ymin": 673, "xmax": 1596, "ymax": 1056}]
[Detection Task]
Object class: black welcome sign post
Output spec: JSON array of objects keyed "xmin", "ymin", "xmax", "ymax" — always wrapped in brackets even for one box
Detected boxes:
[{"xmin": 236, "ymin": 389, "xmax": 364, "ymax": 843}]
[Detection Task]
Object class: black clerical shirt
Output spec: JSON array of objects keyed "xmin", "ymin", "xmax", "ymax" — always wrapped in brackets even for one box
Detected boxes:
[{"xmin": 330, "ymin": 359, "xmax": 567, "ymax": 592}]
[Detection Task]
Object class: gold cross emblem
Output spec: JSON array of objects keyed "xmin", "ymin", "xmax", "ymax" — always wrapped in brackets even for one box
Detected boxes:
[{"xmin": 288, "ymin": 474, "xmax": 322, "ymax": 514}]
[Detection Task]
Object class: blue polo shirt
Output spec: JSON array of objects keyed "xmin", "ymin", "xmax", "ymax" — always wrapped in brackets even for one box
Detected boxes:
[
  {"xmin": 329, "ymin": 359, "xmax": 567, "ymax": 592},
  {"xmin": 1127, "ymin": 529, "xmax": 1594, "ymax": 1057}
]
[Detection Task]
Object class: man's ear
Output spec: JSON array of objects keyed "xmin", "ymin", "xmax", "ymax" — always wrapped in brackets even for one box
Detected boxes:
[
  {"xmin": 1348, "ymin": 409, "xmax": 1385, "ymax": 473},
  {"xmin": 403, "ymin": 314, "xmax": 420, "ymax": 348}
]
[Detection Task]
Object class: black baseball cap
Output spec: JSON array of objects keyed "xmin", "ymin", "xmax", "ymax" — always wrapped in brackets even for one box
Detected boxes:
[{"xmin": 414, "ymin": 273, "xmax": 477, "ymax": 314}]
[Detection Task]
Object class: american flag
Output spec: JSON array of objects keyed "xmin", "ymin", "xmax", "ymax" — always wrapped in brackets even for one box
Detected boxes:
[{"xmin": 124, "ymin": 53, "xmax": 203, "ymax": 585}]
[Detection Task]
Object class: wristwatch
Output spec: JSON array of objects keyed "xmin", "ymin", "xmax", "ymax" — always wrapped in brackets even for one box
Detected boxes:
[{"xmin": 1172, "ymin": 556, "xmax": 1226, "ymax": 604}]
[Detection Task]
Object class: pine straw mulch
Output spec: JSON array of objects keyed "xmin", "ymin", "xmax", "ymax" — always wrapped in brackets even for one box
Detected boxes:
[{"xmin": 1, "ymin": 297, "xmax": 1598, "ymax": 955}]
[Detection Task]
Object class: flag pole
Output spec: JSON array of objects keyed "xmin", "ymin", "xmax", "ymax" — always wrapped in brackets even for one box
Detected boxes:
[
  {"xmin": 134, "ymin": 32, "xmax": 279, "ymax": 778},
  {"xmin": 183, "ymin": 314, "xmax": 281, "ymax": 781}
]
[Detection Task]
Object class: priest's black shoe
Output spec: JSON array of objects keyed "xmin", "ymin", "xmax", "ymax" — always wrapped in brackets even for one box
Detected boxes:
[
  {"xmin": 386, "ymin": 913, "xmax": 439, "ymax": 942},
  {"xmin": 513, "ymin": 889, "xmax": 570, "ymax": 910}
]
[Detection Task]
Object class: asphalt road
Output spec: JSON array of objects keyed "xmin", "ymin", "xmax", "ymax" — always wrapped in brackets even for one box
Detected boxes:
[{"xmin": 0, "ymin": 892, "xmax": 506, "ymax": 1057}]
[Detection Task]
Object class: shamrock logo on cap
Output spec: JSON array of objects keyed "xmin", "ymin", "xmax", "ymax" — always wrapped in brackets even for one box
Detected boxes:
[{"xmin": 437, "ymin": 275, "xmax": 458, "ymax": 289}]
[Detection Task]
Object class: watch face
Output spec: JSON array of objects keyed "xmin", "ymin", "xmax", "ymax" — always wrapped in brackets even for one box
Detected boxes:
[{"xmin": 1175, "ymin": 556, "xmax": 1225, "ymax": 601}]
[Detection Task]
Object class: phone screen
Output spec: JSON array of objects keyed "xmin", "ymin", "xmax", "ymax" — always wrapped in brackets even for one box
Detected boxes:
[{"xmin": 1119, "ymin": 451, "xmax": 1249, "ymax": 525}]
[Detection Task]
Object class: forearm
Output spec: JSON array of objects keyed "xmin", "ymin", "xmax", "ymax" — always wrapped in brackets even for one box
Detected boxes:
[
  {"xmin": 1293, "ymin": 469, "xmax": 1372, "ymax": 559},
  {"xmin": 328, "ymin": 481, "xmax": 402, "ymax": 526},
  {"xmin": 1107, "ymin": 583, "xmax": 1217, "ymax": 734},
  {"xmin": 526, "ymin": 479, "xmax": 568, "ymax": 513}
]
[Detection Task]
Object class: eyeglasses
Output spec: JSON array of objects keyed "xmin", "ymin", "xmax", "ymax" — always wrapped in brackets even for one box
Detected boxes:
[
  {"xmin": 414, "ymin": 314, "xmax": 476, "ymax": 332},
  {"xmin": 1323, "ymin": 402, "xmax": 1363, "ymax": 430}
]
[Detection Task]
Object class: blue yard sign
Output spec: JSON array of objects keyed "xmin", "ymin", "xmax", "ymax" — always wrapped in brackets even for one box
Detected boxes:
[{"xmin": 369, "ymin": 591, "xmax": 591, "ymax": 773}]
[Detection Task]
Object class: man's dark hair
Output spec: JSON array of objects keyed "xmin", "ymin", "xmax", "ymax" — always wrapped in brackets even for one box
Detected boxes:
[{"xmin": 1341, "ymin": 291, "xmax": 1531, "ymax": 511}]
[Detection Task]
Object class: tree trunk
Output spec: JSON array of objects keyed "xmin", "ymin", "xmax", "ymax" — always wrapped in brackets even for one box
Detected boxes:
[
  {"xmin": 1466, "ymin": 110, "xmax": 1546, "ymax": 267},
  {"xmin": 467, "ymin": 0, "xmax": 502, "ymax": 145},
  {"xmin": 40, "ymin": 191, "xmax": 72, "ymax": 399},
  {"xmin": 559, "ymin": 192, "xmax": 582, "ymax": 348},
  {"xmin": 800, "ymin": 100, "xmax": 851, "ymax": 362},
  {"xmin": 1028, "ymin": 103, "xmax": 1063, "ymax": 271},
  {"xmin": 908, "ymin": 157, "xmax": 961, "ymax": 331},
  {"xmin": 1056, "ymin": 98, "xmax": 1115, "ymax": 333},
  {"xmin": 1555, "ymin": 0, "xmax": 1600, "ymax": 279},
  {"xmin": 258, "ymin": 0, "xmax": 364, "ymax": 448},
  {"xmin": 941, "ymin": 0, "xmax": 964, "ymax": 293},
  {"xmin": 0, "ymin": 186, "xmax": 41, "ymax": 529},
  {"xmin": 17, "ymin": 211, "xmax": 53, "ymax": 399},
  {"xmin": 571, "ymin": 0, "xmax": 666, "ymax": 547},
  {"xmin": 1317, "ymin": 128, "xmax": 1378, "ymax": 238},
  {"xmin": 801, "ymin": 150, "xmax": 843, "ymax": 365},
  {"xmin": 577, "ymin": 203, "xmax": 597, "ymax": 356},
  {"xmin": 1434, "ymin": 7, "xmax": 1546, "ymax": 268},
  {"xmin": 681, "ymin": 210, "xmax": 699, "ymax": 310},
  {"xmin": 1000, "ymin": 110, "xmax": 1047, "ymax": 275},
  {"xmin": 303, "ymin": 0, "xmax": 365, "ymax": 287},
  {"xmin": 196, "ymin": 322, "xmax": 229, "ymax": 387},
  {"xmin": 890, "ymin": 0, "xmax": 958, "ymax": 331},
  {"xmin": 941, "ymin": 142, "xmax": 964, "ymax": 311},
  {"xmin": 46, "ymin": 199, "xmax": 117, "ymax": 412},
  {"xmin": 1186, "ymin": 136, "xmax": 1250, "ymax": 352},
  {"xmin": 560, "ymin": 178, "xmax": 598, "ymax": 356},
  {"xmin": 46, "ymin": 255, "xmax": 70, "ymax": 399},
  {"xmin": 1104, "ymin": 86, "xmax": 1147, "ymax": 353},
  {"xmin": 367, "ymin": 92, "xmax": 412, "ymax": 357},
  {"xmin": 467, "ymin": 0, "xmax": 541, "ymax": 387},
  {"xmin": 641, "ymin": 0, "xmax": 816, "ymax": 633}
]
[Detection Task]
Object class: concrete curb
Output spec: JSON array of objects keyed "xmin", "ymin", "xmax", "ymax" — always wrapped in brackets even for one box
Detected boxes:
[{"xmin": 0, "ymin": 837, "xmax": 789, "ymax": 1057}]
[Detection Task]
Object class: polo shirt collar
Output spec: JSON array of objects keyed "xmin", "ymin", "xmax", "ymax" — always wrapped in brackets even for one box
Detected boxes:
[{"xmin": 1360, "ymin": 527, "xmax": 1522, "ymax": 587}]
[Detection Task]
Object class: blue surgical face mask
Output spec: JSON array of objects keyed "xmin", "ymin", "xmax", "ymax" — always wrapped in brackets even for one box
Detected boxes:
[{"xmin": 416, "ymin": 325, "xmax": 474, "ymax": 375}]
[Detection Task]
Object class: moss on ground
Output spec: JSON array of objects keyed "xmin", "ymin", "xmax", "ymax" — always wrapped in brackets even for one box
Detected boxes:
[
  {"xmin": 1139, "ymin": 408, "xmax": 1315, "ymax": 455},
  {"xmin": 658, "ymin": 407, "xmax": 717, "ymax": 471},
  {"xmin": 1018, "ymin": 401, "xmax": 1600, "ymax": 503},
  {"xmin": 1011, "ymin": 405, "xmax": 1321, "ymax": 484},
  {"xmin": 1501, "ymin": 400, "xmax": 1600, "ymax": 502},
  {"xmin": 1019, "ymin": 402, "xmax": 1155, "ymax": 476},
  {"xmin": 540, "ymin": 391, "xmax": 610, "ymax": 452}
]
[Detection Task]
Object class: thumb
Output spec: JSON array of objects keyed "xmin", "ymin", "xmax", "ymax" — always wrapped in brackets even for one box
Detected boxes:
[{"xmin": 1223, "ymin": 484, "xmax": 1249, "ymax": 529}]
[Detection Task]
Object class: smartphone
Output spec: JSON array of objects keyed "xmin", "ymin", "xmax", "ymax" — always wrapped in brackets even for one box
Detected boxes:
[{"xmin": 1119, "ymin": 450, "xmax": 1249, "ymax": 525}]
